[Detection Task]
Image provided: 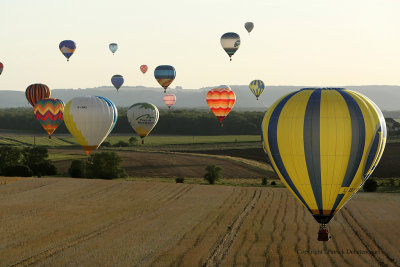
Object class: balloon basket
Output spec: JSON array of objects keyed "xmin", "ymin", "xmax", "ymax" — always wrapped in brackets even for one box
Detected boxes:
[{"xmin": 317, "ymin": 224, "xmax": 331, "ymax": 242}]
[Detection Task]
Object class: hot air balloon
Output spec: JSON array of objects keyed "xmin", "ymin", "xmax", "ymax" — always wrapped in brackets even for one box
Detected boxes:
[
  {"xmin": 206, "ymin": 85, "xmax": 236, "ymax": 126},
  {"xmin": 220, "ymin": 32, "xmax": 240, "ymax": 61},
  {"xmin": 244, "ymin": 22, "xmax": 254, "ymax": 34},
  {"xmin": 25, "ymin": 84, "xmax": 51, "ymax": 107},
  {"xmin": 249, "ymin": 80, "xmax": 265, "ymax": 100},
  {"xmin": 163, "ymin": 94, "xmax": 176, "ymax": 109},
  {"xmin": 127, "ymin": 102, "xmax": 159, "ymax": 144},
  {"xmin": 140, "ymin": 65, "xmax": 148, "ymax": 74},
  {"xmin": 111, "ymin": 75, "xmax": 124, "ymax": 91},
  {"xmin": 261, "ymin": 88, "xmax": 387, "ymax": 241},
  {"xmin": 59, "ymin": 40, "xmax": 76, "ymax": 61},
  {"xmin": 0, "ymin": 62, "xmax": 3, "ymax": 75},
  {"xmin": 63, "ymin": 96, "xmax": 116, "ymax": 155},
  {"xmin": 109, "ymin": 43, "xmax": 118, "ymax": 55},
  {"xmin": 154, "ymin": 65, "xmax": 176, "ymax": 93},
  {"xmin": 34, "ymin": 98, "xmax": 64, "ymax": 139},
  {"xmin": 96, "ymin": 96, "xmax": 118, "ymax": 134}
]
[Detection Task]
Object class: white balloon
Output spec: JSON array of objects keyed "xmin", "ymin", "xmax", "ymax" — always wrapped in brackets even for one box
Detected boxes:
[{"xmin": 127, "ymin": 102, "xmax": 159, "ymax": 143}]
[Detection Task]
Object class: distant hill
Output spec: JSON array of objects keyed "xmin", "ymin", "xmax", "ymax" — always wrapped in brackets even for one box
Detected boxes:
[{"xmin": 0, "ymin": 85, "xmax": 399, "ymax": 112}]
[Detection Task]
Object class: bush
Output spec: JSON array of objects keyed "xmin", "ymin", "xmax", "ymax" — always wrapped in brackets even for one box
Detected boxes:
[
  {"xmin": 87, "ymin": 152, "xmax": 127, "ymax": 179},
  {"xmin": 204, "ymin": 165, "xmax": 222, "ymax": 184},
  {"xmin": 101, "ymin": 141, "xmax": 111, "ymax": 147},
  {"xmin": 3, "ymin": 165, "xmax": 32, "ymax": 177},
  {"xmin": 271, "ymin": 181, "xmax": 277, "ymax": 186},
  {"xmin": 363, "ymin": 178, "xmax": 378, "ymax": 192},
  {"xmin": 261, "ymin": 177, "xmax": 267, "ymax": 185},
  {"xmin": 69, "ymin": 160, "xmax": 87, "ymax": 178},
  {"xmin": 175, "ymin": 177, "xmax": 185, "ymax": 183},
  {"xmin": 0, "ymin": 146, "xmax": 22, "ymax": 174},
  {"xmin": 113, "ymin": 140, "xmax": 129, "ymax": 147},
  {"xmin": 30, "ymin": 160, "xmax": 58, "ymax": 177},
  {"xmin": 129, "ymin": 137, "xmax": 138, "ymax": 145}
]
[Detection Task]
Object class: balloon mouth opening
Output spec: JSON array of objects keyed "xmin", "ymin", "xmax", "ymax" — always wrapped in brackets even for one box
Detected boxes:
[
  {"xmin": 313, "ymin": 214, "xmax": 333, "ymax": 224},
  {"xmin": 301, "ymin": 87, "xmax": 345, "ymax": 91}
]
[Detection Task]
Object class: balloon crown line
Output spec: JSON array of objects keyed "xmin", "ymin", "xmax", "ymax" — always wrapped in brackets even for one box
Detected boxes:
[{"xmin": 301, "ymin": 87, "xmax": 345, "ymax": 91}]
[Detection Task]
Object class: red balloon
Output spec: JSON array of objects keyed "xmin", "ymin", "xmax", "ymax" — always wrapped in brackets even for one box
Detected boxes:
[
  {"xmin": 140, "ymin": 65, "xmax": 148, "ymax": 74},
  {"xmin": 163, "ymin": 94, "xmax": 176, "ymax": 109}
]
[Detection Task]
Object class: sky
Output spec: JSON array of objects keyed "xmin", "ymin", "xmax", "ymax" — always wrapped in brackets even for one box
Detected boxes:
[{"xmin": 0, "ymin": 0, "xmax": 399, "ymax": 91}]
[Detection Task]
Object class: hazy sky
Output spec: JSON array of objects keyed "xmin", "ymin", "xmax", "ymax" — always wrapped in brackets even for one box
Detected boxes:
[{"xmin": 1, "ymin": 0, "xmax": 399, "ymax": 91}]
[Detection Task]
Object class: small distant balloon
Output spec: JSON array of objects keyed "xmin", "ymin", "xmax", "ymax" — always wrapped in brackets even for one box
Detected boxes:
[
  {"xmin": 25, "ymin": 83, "xmax": 51, "ymax": 107},
  {"xmin": 111, "ymin": 75, "xmax": 124, "ymax": 91},
  {"xmin": 163, "ymin": 94, "xmax": 176, "ymax": 109},
  {"xmin": 59, "ymin": 40, "xmax": 76, "ymax": 61},
  {"xmin": 249, "ymin": 80, "xmax": 265, "ymax": 100},
  {"xmin": 154, "ymin": 65, "xmax": 176, "ymax": 93},
  {"xmin": 109, "ymin": 43, "xmax": 118, "ymax": 54},
  {"xmin": 34, "ymin": 98, "xmax": 64, "ymax": 138},
  {"xmin": 244, "ymin": 22, "xmax": 254, "ymax": 34},
  {"xmin": 206, "ymin": 85, "xmax": 236, "ymax": 126},
  {"xmin": 140, "ymin": 65, "xmax": 148, "ymax": 74},
  {"xmin": 0, "ymin": 62, "xmax": 3, "ymax": 75},
  {"xmin": 220, "ymin": 32, "xmax": 240, "ymax": 61}
]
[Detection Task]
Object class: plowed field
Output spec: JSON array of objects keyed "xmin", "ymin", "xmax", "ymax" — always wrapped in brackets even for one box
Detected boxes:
[{"xmin": 0, "ymin": 178, "xmax": 399, "ymax": 266}]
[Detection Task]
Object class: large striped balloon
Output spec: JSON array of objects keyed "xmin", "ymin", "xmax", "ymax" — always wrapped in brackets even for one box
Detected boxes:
[
  {"xmin": 25, "ymin": 84, "xmax": 51, "ymax": 107},
  {"xmin": 154, "ymin": 65, "xmax": 176, "ymax": 92},
  {"xmin": 34, "ymin": 98, "xmax": 64, "ymax": 137},
  {"xmin": 249, "ymin": 80, "xmax": 265, "ymax": 100},
  {"xmin": 206, "ymin": 85, "xmax": 236, "ymax": 126},
  {"xmin": 0, "ymin": 62, "xmax": 3, "ymax": 75},
  {"xmin": 261, "ymin": 88, "xmax": 386, "ymax": 232},
  {"xmin": 163, "ymin": 94, "xmax": 176, "ymax": 109}
]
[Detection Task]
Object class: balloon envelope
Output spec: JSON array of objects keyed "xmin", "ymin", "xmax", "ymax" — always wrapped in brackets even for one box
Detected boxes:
[
  {"xmin": 34, "ymin": 98, "xmax": 64, "ymax": 136},
  {"xmin": 261, "ymin": 88, "xmax": 387, "ymax": 225},
  {"xmin": 140, "ymin": 65, "xmax": 148, "ymax": 74},
  {"xmin": 244, "ymin": 22, "xmax": 254, "ymax": 33},
  {"xmin": 0, "ymin": 62, "xmax": 3, "ymax": 75},
  {"xmin": 163, "ymin": 94, "xmax": 176, "ymax": 108},
  {"xmin": 220, "ymin": 32, "xmax": 240, "ymax": 61},
  {"xmin": 64, "ymin": 96, "xmax": 116, "ymax": 155},
  {"xmin": 249, "ymin": 80, "xmax": 265, "ymax": 100},
  {"xmin": 96, "ymin": 96, "xmax": 118, "ymax": 134},
  {"xmin": 127, "ymin": 103, "xmax": 159, "ymax": 140},
  {"xmin": 206, "ymin": 85, "xmax": 236, "ymax": 124},
  {"xmin": 154, "ymin": 65, "xmax": 176, "ymax": 92},
  {"xmin": 109, "ymin": 43, "xmax": 118, "ymax": 54},
  {"xmin": 25, "ymin": 83, "xmax": 51, "ymax": 107},
  {"xmin": 111, "ymin": 75, "xmax": 124, "ymax": 91},
  {"xmin": 59, "ymin": 40, "xmax": 76, "ymax": 61}
]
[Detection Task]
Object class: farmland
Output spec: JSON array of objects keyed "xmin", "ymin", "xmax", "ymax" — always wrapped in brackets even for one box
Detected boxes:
[{"xmin": 0, "ymin": 178, "xmax": 399, "ymax": 266}]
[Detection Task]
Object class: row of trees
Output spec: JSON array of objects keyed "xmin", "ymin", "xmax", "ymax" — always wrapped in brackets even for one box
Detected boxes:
[{"xmin": 0, "ymin": 108, "xmax": 264, "ymax": 135}]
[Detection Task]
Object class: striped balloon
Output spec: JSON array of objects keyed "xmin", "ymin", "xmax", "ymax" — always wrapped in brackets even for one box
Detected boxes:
[
  {"xmin": 34, "ymin": 98, "xmax": 64, "ymax": 137},
  {"xmin": 0, "ymin": 62, "xmax": 3, "ymax": 75},
  {"xmin": 261, "ymin": 88, "xmax": 386, "ymax": 235},
  {"xmin": 163, "ymin": 94, "xmax": 176, "ymax": 109},
  {"xmin": 220, "ymin": 32, "xmax": 240, "ymax": 61},
  {"xmin": 154, "ymin": 65, "xmax": 176, "ymax": 92},
  {"xmin": 140, "ymin": 65, "xmax": 148, "ymax": 74},
  {"xmin": 59, "ymin": 40, "xmax": 76, "ymax": 61},
  {"xmin": 25, "ymin": 84, "xmax": 51, "ymax": 107},
  {"xmin": 206, "ymin": 85, "xmax": 236, "ymax": 126},
  {"xmin": 249, "ymin": 80, "xmax": 265, "ymax": 100}
]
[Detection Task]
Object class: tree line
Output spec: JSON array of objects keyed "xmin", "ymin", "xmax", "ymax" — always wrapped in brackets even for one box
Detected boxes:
[{"xmin": 0, "ymin": 108, "xmax": 265, "ymax": 135}]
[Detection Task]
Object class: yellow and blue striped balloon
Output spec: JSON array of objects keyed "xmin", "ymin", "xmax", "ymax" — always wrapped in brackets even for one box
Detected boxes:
[
  {"xmin": 249, "ymin": 80, "xmax": 265, "ymax": 100},
  {"xmin": 261, "ymin": 88, "xmax": 386, "ymax": 226}
]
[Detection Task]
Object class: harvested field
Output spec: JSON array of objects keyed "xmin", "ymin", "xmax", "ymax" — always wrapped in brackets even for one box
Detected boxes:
[
  {"xmin": 50, "ymin": 149, "xmax": 274, "ymax": 178},
  {"xmin": 0, "ymin": 178, "xmax": 399, "ymax": 266}
]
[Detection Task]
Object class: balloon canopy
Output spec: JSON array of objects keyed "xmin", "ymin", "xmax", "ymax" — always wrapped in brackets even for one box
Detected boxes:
[
  {"xmin": 163, "ymin": 94, "xmax": 176, "ymax": 109},
  {"xmin": 25, "ymin": 83, "xmax": 51, "ymax": 107},
  {"xmin": 206, "ymin": 85, "xmax": 236, "ymax": 126},
  {"xmin": 249, "ymin": 80, "xmax": 265, "ymax": 100},
  {"xmin": 140, "ymin": 65, "xmax": 148, "ymax": 74},
  {"xmin": 220, "ymin": 32, "xmax": 240, "ymax": 61},
  {"xmin": 127, "ymin": 102, "xmax": 159, "ymax": 143},
  {"xmin": 111, "ymin": 75, "xmax": 124, "ymax": 91},
  {"xmin": 154, "ymin": 65, "xmax": 176, "ymax": 92},
  {"xmin": 109, "ymin": 43, "xmax": 118, "ymax": 54},
  {"xmin": 244, "ymin": 22, "xmax": 254, "ymax": 34},
  {"xmin": 261, "ymin": 88, "xmax": 387, "ymax": 228},
  {"xmin": 0, "ymin": 62, "xmax": 3, "ymax": 75},
  {"xmin": 59, "ymin": 40, "xmax": 76, "ymax": 61},
  {"xmin": 63, "ymin": 96, "xmax": 116, "ymax": 155},
  {"xmin": 34, "ymin": 98, "xmax": 64, "ymax": 137}
]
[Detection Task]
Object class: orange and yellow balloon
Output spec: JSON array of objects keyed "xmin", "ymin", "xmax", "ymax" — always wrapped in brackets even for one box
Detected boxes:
[
  {"xmin": 206, "ymin": 85, "xmax": 236, "ymax": 126},
  {"xmin": 34, "ymin": 98, "xmax": 64, "ymax": 138}
]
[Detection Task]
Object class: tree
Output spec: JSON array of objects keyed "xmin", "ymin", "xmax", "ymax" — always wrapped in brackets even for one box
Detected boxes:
[
  {"xmin": 69, "ymin": 160, "xmax": 86, "ymax": 178},
  {"xmin": 129, "ymin": 136, "xmax": 138, "ymax": 145},
  {"xmin": 87, "ymin": 152, "xmax": 127, "ymax": 179},
  {"xmin": 363, "ymin": 178, "xmax": 378, "ymax": 192},
  {"xmin": 0, "ymin": 146, "xmax": 22, "ymax": 174},
  {"xmin": 21, "ymin": 147, "xmax": 57, "ymax": 176},
  {"xmin": 204, "ymin": 165, "xmax": 222, "ymax": 184}
]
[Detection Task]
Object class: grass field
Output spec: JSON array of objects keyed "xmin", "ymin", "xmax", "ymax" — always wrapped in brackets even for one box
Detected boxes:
[{"xmin": 0, "ymin": 178, "xmax": 399, "ymax": 266}]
